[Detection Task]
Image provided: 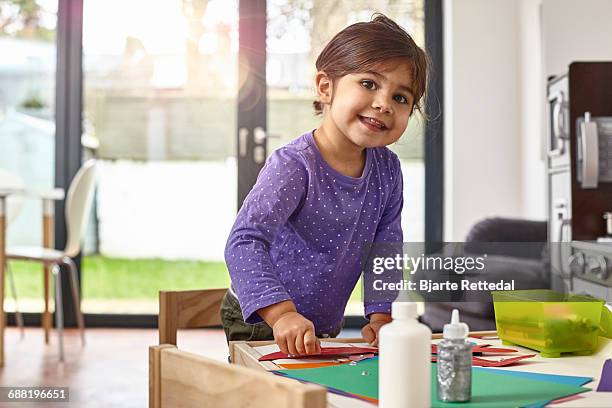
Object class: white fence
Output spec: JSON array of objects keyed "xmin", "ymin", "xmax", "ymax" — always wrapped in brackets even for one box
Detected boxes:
[{"xmin": 1, "ymin": 114, "xmax": 423, "ymax": 262}]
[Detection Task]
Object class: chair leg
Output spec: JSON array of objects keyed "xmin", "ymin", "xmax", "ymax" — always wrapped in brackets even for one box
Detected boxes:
[
  {"xmin": 63, "ymin": 257, "xmax": 85, "ymax": 346},
  {"xmin": 53, "ymin": 264, "xmax": 64, "ymax": 362},
  {"xmin": 6, "ymin": 262, "xmax": 24, "ymax": 340},
  {"xmin": 43, "ymin": 264, "xmax": 51, "ymax": 344}
]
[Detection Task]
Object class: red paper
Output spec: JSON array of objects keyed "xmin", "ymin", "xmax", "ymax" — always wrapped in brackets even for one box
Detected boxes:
[
  {"xmin": 258, "ymin": 346, "xmax": 378, "ymax": 362},
  {"xmin": 431, "ymin": 354, "xmax": 536, "ymax": 367},
  {"xmin": 431, "ymin": 344, "xmax": 518, "ymax": 355}
]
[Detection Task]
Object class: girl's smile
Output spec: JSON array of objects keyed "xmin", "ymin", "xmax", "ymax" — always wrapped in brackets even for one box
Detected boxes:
[
  {"xmin": 358, "ymin": 115, "xmax": 389, "ymax": 132},
  {"xmin": 312, "ymin": 59, "xmax": 416, "ymax": 178},
  {"xmin": 316, "ymin": 59, "xmax": 416, "ymax": 155}
]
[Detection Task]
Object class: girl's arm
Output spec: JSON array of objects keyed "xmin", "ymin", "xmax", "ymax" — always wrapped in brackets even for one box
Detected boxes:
[
  {"xmin": 364, "ymin": 154, "xmax": 404, "ymax": 318},
  {"xmin": 257, "ymin": 299, "xmax": 298, "ymax": 326},
  {"xmin": 362, "ymin": 312, "xmax": 393, "ymax": 346},
  {"xmin": 258, "ymin": 300, "xmax": 321, "ymax": 355},
  {"xmin": 224, "ymin": 149, "xmax": 308, "ymax": 325}
]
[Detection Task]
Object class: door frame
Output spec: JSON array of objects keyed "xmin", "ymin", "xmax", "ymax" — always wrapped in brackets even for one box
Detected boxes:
[{"xmin": 237, "ymin": 0, "xmax": 267, "ymax": 208}]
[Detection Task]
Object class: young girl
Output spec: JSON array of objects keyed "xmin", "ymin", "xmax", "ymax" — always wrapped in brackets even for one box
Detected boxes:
[{"xmin": 222, "ymin": 13, "xmax": 428, "ymax": 356}]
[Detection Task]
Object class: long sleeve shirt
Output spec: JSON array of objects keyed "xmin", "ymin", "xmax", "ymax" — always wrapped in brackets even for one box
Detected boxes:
[{"xmin": 224, "ymin": 130, "xmax": 403, "ymax": 334}]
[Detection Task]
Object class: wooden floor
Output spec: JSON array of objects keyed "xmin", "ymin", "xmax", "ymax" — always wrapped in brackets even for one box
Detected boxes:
[{"xmin": 0, "ymin": 327, "xmax": 230, "ymax": 408}]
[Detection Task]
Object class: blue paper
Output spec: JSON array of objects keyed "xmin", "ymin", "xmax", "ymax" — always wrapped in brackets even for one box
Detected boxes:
[{"xmin": 475, "ymin": 367, "xmax": 592, "ymax": 386}]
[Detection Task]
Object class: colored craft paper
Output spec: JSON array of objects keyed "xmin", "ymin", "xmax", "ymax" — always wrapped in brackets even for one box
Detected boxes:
[
  {"xmin": 259, "ymin": 346, "xmax": 378, "ymax": 361},
  {"xmin": 475, "ymin": 368, "xmax": 592, "ymax": 387},
  {"xmin": 275, "ymin": 358, "xmax": 379, "ymax": 399},
  {"xmin": 596, "ymin": 359, "xmax": 612, "ymax": 392},
  {"xmin": 253, "ymin": 341, "xmax": 371, "ymax": 357},
  {"xmin": 485, "ymin": 370, "xmax": 593, "ymax": 408},
  {"xmin": 273, "ymin": 370, "xmax": 376, "ymax": 404},
  {"xmin": 275, "ymin": 357, "xmax": 589, "ymax": 407},
  {"xmin": 432, "ymin": 344, "xmax": 518, "ymax": 355},
  {"xmin": 548, "ymin": 394, "xmax": 586, "ymax": 404},
  {"xmin": 278, "ymin": 362, "xmax": 345, "ymax": 369},
  {"xmin": 272, "ymin": 357, "xmax": 342, "ymax": 365},
  {"xmin": 276, "ymin": 357, "xmax": 378, "ymax": 402},
  {"xmin": 431, "ymin": 354, "xmax": 536, "ymax": 367},
  {"xmin": 432, "ymin": 368, "xmax": 589, "ymax": 408},
  {"xmin": 546, "ymin": 391, "xmax": 612, "ymax": 407}
]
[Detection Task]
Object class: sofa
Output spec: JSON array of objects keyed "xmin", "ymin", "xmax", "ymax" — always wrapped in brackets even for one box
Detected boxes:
[{"xmin": 419, "ymin": 217, "xmax": 549, "ymax": 332}]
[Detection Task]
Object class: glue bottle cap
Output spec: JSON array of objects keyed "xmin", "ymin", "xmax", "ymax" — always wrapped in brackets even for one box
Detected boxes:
[
  {"xmin": 443, "ymin": 309, "xmax": 469, "ymax": 339},
  {"xmin": 391, "ymin": 302, "xmax": 417, "ymax": 320}
]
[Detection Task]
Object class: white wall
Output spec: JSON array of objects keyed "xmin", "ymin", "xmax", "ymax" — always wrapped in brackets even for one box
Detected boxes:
[
  {"xmin": 444, "ymin": 0, "xmax": 523, "ymax": 240},
  {"xmin": 542, "ymin": 0, "xmax": 612, "ymax": 77},
  {"xmin": 444, "ymin": 0, "xmax": 612, "ymax": 241},
  {"xmin": 518, "ymin": 0, "xmax": 546, "ymax": 223}
]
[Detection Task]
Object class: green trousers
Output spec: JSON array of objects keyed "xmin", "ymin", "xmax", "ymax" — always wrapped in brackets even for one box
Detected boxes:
[
  {"xmin": 220, "ymin": 291, "xmax": 275, "ymax": 342},
  {"xmin": 220, "ymin": 291, "xmax": 342, "ymax": 343}
]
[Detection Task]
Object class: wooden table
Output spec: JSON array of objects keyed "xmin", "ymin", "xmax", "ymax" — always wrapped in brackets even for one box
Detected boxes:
[
  {"xmin": 230, "ymin": 333, "xmax": 612, "ymax": 408},
  {"xmin": 0, "ymin": 187, "xmax": 64, "ymax": 367}
]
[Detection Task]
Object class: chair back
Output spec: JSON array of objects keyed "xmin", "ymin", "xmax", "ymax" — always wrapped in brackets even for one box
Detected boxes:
[
  {"xmin": 0, "ymin": 169, "xmax": 25, "ymax": 225},
  {"xmin": 159, "ymin": 288, "xmax": 227, "ymax": 346},
  {"xmin": 64, "ymin": 160, "xmax": 97, "ymax": 257}
]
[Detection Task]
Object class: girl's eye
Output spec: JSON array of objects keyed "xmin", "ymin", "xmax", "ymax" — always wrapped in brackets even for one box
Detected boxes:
[
  {"xmin": 361, "ymin": 80, "xmax": 376, "ymax": 90},
  {"xmin": 360, "ymin": 79, "xmax": 411, "ymax": 105},
  {"xmin": 394, "ymin": 95, "xmax": 409, "ymax": 104}
]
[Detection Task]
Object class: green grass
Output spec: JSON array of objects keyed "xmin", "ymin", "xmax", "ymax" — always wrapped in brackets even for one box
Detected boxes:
[
  {"xmin": 9, "ymin": 256, "xmax": 230, "ymax": 299},
  {"xmin": 8, "ymin": 256, "xmax": 362, "ymax": 302}
]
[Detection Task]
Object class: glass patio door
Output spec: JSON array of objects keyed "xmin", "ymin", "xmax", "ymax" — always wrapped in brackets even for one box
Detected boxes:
[{"xmin": 80, "ymin": 0, "xmax": 242, "ymax": 314}]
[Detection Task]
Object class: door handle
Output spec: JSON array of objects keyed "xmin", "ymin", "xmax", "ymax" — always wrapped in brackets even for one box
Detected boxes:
[
  {"xmin": 254, "ymin": 146, "xmax": 265, "ymax": 164},
  {"xmin": 548, "ymin": 91, "xmax": 567, "ymax": 158},
  {"xmin": 253, "ymin": 127, "xmax": 266, "ymax": 164},
  {"xmin": 253, "ymin": 127, "xmax": 266, "ymax": 144},
  {"xmin": 239, "ymin": 127, "xmax": 267, "ymax": 162},
  {"xmin": 239, "ymin": 128, "xmax": 249, "ymax": 157},
  {"xmin": 578, "ymin": 112, "xmax": 599, "ymax": 188}
]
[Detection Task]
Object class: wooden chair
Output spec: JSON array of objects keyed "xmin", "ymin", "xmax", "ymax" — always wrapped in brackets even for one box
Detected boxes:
[
  {"xmin": 157, "ymin": 288, "xmax": 227, "ymax": 346},
  {"xmin": 150, "ymin": 288, "xmax": 326, "ymax": 408}
]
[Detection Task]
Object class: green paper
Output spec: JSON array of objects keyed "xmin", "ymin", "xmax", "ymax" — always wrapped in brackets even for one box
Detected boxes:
[
  {"xmin": 278, "ymin": 358, "xmax": 380, "ymax": 399},
  {"xmin": 276, "ymin": 357, "xmax": 589, "ymax": 407}
]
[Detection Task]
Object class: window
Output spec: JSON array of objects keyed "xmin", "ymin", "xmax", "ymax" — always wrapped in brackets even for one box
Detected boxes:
[{"xmin": 0, "ymin": 0, "xmax": 57, "ymax": 313}]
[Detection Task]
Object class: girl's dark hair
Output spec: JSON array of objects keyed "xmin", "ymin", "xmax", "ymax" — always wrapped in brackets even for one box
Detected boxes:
[{"xmin": 313, "ymin": 13, "xmax": 428, "ymax": 116}]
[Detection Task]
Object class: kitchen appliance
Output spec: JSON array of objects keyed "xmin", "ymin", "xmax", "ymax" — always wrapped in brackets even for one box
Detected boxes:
[{"xmin": 547, "ymin": 62, "xmax": 612, "ymax": 301}]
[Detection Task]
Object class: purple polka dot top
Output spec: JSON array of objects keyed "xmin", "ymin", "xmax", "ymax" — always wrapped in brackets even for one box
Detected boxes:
[{"xmin": 224, "ymin": 130, "xmax": 403, "ymax": 334}]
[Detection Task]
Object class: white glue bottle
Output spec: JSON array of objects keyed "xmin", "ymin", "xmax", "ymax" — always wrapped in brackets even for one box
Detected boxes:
[
  {"xmin": 379, "ymin": 302, "xmax": 432, "ymax": 408},
  {"xmin": 436, "ymin": 309, "xmax": 472, "ymax": 402}
]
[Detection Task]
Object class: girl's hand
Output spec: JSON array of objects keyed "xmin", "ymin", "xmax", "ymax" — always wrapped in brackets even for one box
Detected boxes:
[
  {"xmin": 272, "ymin": 311, "xmax": 321, "ymax": 355},
  {"xmin": 362, "ymin": 313, "xmax": 393, "ymax": 346}
]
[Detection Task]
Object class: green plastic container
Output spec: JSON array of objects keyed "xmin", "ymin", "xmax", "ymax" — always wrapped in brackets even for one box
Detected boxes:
[{"xmin": 492, "ymin": 290, "xmax": 604, "ymax": 358}]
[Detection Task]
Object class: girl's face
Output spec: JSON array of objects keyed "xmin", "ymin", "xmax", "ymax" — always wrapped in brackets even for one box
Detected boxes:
[{"xmin": 324, "ymin": 60, "xmax": 415, "ymax": 149}]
